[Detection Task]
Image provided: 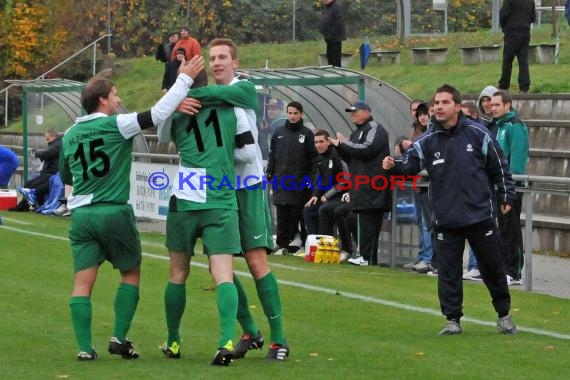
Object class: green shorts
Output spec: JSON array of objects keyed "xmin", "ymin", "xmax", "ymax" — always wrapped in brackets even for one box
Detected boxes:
[
  {"xmin": 166, "ymin": 208, "xmax": 241, "ymax": 256},
  {"xmin": 237, "ymin": 186, "xmax": 274, "ymax": 252},
  {"xmin": 69, "ymin": 203, "xmax": 141, "ymax": 273}
]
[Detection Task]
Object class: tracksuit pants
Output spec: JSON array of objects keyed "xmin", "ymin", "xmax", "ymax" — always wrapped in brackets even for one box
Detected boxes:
[
  {"xmin": 434, "ymin": 220, "xmax": 511, "ymax": 321},
  {"xmin": 498, "ymin": 191, "xmax": 525, "ymax": 280}
]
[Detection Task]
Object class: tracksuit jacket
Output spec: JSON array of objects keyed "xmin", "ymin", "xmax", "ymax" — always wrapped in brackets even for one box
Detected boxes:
[
  {"xmin": 336, "ymin": 118, "xmax": 392, "ymax": 212},
  {"xmin": 267, "ymin": 120, "xmax": 316, "ymax": 206},
  {"xmin": 392, "ymin": 114, "xmax": 515, "ymax": 230}
]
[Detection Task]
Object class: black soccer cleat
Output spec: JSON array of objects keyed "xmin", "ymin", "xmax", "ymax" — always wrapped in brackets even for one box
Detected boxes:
[
  {"xmin": 211, "ymin": 348, "xmax": 233, "ymax": 366},
  {"xmin": 231, "ymin": 331, "xmax": 264, "ymax": 359},
  {"xmin": 265, "ymin": 343, "xmax": 290, "ymax": 361},
  {"xmin": 160, "ymin": 341, "xmax": 181, "ymax": 359},
  {"xmin": 108, "ymin": 337, "xmax": 140, "ymax": 359}
]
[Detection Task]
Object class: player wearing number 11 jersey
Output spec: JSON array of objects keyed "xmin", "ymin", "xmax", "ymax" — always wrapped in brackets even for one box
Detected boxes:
[
  {"xmin": 59, "ymin": 56, "xmax": 204, "ymax": 361},
  {"xmin": 158, "ymin": 38, "xmax": 257, "ymax": 365}
]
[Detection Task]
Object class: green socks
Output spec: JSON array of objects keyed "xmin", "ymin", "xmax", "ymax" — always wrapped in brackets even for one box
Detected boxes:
[
  {"xmin": 256, "ymin": 272, "xmax": 286, "ymax": 345},
  {"xmin": 112, "ymin": 283, "xmax": 140, "ymax": 342},
  {"xmin": 216, "ymin": 282, "xmax": 238, "ymax": 348},
  {"xmin": 69, "ymin": 296, "xmax": 92, "ymax": 353},
  {"xmin": 234, "ymin": 274, "xmax": 259, "ymax": 336},
  {"xmin": 164, "ymin": 282, "xmax": 186, "ymax": 346}
]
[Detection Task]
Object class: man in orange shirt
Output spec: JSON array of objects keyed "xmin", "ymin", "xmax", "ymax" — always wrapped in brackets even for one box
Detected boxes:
[{"xmin": 170, "ymin": 26, "xmax": 202, "ymax": 62}]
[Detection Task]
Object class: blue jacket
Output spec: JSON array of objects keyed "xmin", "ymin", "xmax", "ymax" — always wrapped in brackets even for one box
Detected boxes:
[{"xmin": 392, "ymin": 114, "xmax": 515, "ymax": 230}]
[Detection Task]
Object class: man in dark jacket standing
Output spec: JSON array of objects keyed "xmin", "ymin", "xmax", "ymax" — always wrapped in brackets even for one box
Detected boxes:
[
  {"xmin": 267, "ymin": 101, "xmax": 317, "ymax": 255},
  {"xmin": 383, "ymin": 84, "xmax": 518, "ymax": 336},
  {"xmin": 320, "ymin": 0, "xmax": 346, "ymax": 67},
  {"xmin": 498, "ymin": 0, "xmax": 536, "ymax": 93},
  {"xmin": 331, "ymin": 101, "xmax": 391, "ymax": 266}
]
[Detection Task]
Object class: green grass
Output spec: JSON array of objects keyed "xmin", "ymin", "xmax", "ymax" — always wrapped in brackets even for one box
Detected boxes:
[{"xmin": 1, "ymin": 212, "xmax": 569, "ymax": 379}]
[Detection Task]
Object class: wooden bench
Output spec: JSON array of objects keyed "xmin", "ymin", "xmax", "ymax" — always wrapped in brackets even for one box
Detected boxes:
[
  {"xmin": 460, "ymin": 45, "xmax": 501, "ymax": 65},
  {"xmin": 411, "ymin": 47, "xmax": 448, "ymax": 65},
  {"xmin": 371, "ymin": 50, "xmax": 401, "ymax": 65},
  {"xmin": 318, "ymin": 53, "xmax": 354, "ymax": 67}
]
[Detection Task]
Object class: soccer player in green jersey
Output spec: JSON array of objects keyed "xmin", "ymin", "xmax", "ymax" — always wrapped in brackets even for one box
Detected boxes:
[
  {"xmin": 174, "ymin": 40, "xmax": 289, "ymax": 361},
  {"xmin": 158, "ymin": 38, "xmax": 257, "ymax": 365},
  {"xmin": 60, "ymin": 56, "xmax": 204, "ymax": 361}
]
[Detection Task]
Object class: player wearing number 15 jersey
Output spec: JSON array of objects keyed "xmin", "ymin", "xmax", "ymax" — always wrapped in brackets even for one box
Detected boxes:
[{"xmin": 59, "ymin": 56, "xmax": 204, "ymax": 361}]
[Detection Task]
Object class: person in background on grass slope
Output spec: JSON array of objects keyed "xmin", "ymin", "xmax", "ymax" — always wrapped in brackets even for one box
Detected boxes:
[
  {"xmin": 319, "ymin": 0, "xmax": 346, "ymax": 67},
  {"xmin": 59, "ymin": 56, "xmax": 204, "ymax": 361},
  {"xmin": 383, "ymin": 84, "xmax": 518, "ymax": 336},
  {"xmin": 155, "ymin": 31, "xmax": 178, "ymax": 64},
  {"xmin": 157, "ymin": 38, "xmax": 260, "ymax": 366},
  {"xmin": 162, "ymin": 47, "xmax": 208, "ymax": 94},
  {"xmin": 498, "ymin": 0, "xmax": 536, "ymax": 93},
  {"xmin": 491, "ymin": 89, "xmax": 528, "ymax": 286},
  {"xmin": 331, "ymin": 101, "xmax": 392, "ymax": 266},
  {"xmin": 172, "ymin": 38, "xmax": 289, "ymax": 362},
  {"xmin": 0, "ymin": 146, "xmax": 19, "ymax": 188}
]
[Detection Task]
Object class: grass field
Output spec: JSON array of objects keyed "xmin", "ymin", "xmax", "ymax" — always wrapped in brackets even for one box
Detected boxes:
[{"xmin": 1, "ymin": 212, "xmax": 569, "ymax": 379}]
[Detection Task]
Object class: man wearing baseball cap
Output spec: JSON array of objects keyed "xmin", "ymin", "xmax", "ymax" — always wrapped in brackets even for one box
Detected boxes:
[{"xmin": 331, "ymin": 100, "xmax": 392, "ymax": 266}]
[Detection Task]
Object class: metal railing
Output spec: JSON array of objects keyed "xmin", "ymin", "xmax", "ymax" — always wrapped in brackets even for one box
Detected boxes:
[
  {"xmin": 1, "ymin": 34, "xmax": 111, "ymax": 127},
  {"xmin": 389, "ymin": 174, "xmax": 570, "ymax": 292}
]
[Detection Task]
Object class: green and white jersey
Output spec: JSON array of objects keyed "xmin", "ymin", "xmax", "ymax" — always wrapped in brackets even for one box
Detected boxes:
[
  {"xmin": 61, "ymin": 113, "xmax": 140, "ymax": 209},
  {"xmin": 169, "ymin": 102, "xmax": 251, "ymax": 211},
  {"xmin": 60, "ymin": 74, "xmax": 192, "ymax": 210}
]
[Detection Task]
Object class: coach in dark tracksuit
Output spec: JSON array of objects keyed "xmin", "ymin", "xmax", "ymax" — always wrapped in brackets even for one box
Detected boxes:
[
  {"xmin": 332, "ymin": 101, "xmax": 392, "ymax": 266},
  {"xmin": 383, "ymin": 85, "xmax": 518, "ymax": 335},
  {"xmin": 498, "ymin": 0, "xmax": 536, "ymax": 93}
]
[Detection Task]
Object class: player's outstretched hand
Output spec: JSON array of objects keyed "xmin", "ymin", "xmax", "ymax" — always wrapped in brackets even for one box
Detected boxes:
[{"xmin": 179, "ymin": 55, "xmax": 204, "ymax": 80}]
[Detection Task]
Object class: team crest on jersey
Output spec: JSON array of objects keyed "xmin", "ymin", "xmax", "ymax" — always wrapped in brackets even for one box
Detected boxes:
[
  {"xmin": 434, "ymin": 152, "xmax": 440, "ymax": 158},
  {"xmin": 466, "ymin": 144, "xmax": 473, "ymax": 152},
  {"xmin": 299, "ymin": 134, "xmax": 305, "ymax": 143}
]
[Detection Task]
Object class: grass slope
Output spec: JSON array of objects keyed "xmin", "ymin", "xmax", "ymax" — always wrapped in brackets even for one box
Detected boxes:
[
  {"xmin": 1, "ymin": 213, "xmax": 569, "ymax": 379},
  {"xmin": 115, "ymin": 25, "xmax": 570, "ymax": 112}
]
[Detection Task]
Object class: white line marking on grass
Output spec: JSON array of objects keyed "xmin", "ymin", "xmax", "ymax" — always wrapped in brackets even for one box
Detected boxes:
[
  {"xmin": 4, "ymin": 225, "xmax": 570, "ymax": 340},
  {"xmin": 0, "ymin": 217, "xmax": 34, "ymax": 225},
  {"xmin": 0, "ymin": 225, "xmax": 69, "ymax": 240}
]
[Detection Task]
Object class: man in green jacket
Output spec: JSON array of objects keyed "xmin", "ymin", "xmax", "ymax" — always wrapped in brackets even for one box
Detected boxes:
[{"xmin": 491, "ymin": 89, "xmax": 529, "ymax": 286}]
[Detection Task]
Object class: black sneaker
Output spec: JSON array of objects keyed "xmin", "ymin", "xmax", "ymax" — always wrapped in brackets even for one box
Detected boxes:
[
  {"xmin": 232, "ymin": 331, "xmax": 264, "ymax": 359},
  {"xmin": 77, "ymin": 350, "xmax": 98, "ymax": 361},
  {"xmin": 265, "ymin": 343, "xmax": 289, "ymax": 361},
  {"xmin": 108, "ymin": 337, "xmax": 139, "ymax": 359},
  {"xmin": 161, "ymin": 341, "xmax": 181, "ymax": 359},
  {"xmin": 211, "ymin": 348, "xmax": 233, "ymax": 366}
]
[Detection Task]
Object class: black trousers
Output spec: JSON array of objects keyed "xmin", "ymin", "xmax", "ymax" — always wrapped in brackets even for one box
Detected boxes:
[
  {"xmin": 303, "ymin": 202, "xmax": 320, "ymax": 237},
  {"xmin": 16, "ymin": 172, "xmax": 51, "ymax": 207},
  {"xmin": 275, "ymin": 204, "xmax": 305, "ymax": 249},
  {"xmin": 318, "ymin": 199, "xmax": 354, "ymax": 253},
  {"xmin": 499, "ymin": 31, "xmax": 531, "ymax": 92},
  {"xmin": 435, "ymin": 221, "xmax": 511, "ymax": 321},
  {"xmin": 355, "ymin": 209, "xmax": 384, "ymax": 265},
  {"xmin": 498, "ymin": 191, "xmax": 524, "ymax": 280},
  {"xmin": 326, "ymin": 41, "xmax": 342, "ymax": 67}
]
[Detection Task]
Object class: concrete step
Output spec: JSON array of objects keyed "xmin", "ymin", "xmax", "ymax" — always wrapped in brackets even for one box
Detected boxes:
[{"xmin": 526, "ymin": 119, "xmax": 570, "ymax": 150}]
